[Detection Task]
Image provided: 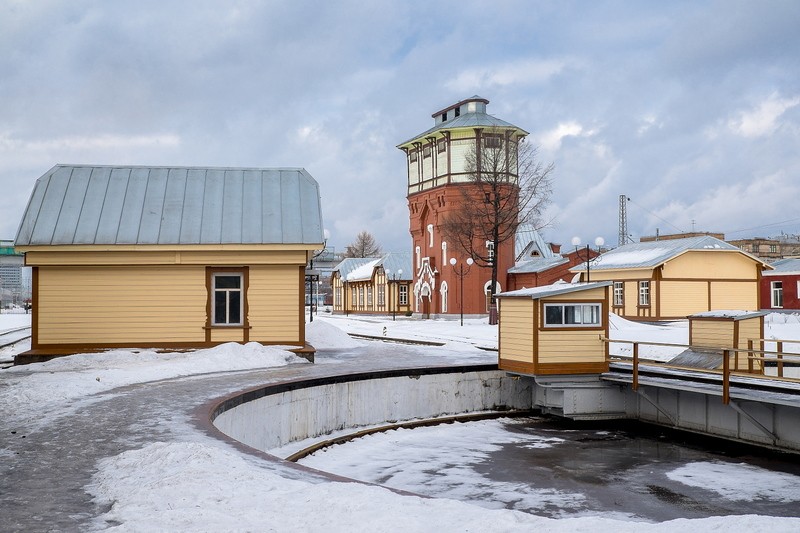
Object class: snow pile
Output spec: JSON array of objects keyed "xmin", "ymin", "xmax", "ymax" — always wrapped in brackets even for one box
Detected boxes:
[
  {"xmin": 667, "ymin": 461, "xmax": 800, "ymax": 502},
  {"xmin": 307, "ymin": 319, "xmax": 365, "ymax": 349}
]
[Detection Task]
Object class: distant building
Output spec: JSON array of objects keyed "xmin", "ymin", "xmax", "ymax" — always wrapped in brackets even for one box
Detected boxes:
[
  {"xmin": 398, "ymin": 96, "xmax": 527, "ymax": 317},
  {"xmin": 0, "ymin": 240, "xmax": 28, "ymax": 307},
  {"xmin": 331, "ymin": 252, "xmax": 413, "ymax": 316},
  {"xmin": 640, "ymin": 231, "xmax": 725, "ymax": 242},
  {"xmin": 728, "ymin": 237, "xmax": 783, "ymax": 261},
  {"xmin": 572, "ymin": 236, "xmax": 770, "ymax": 321},
  {"xmin": 14, "ymin": 165, "xmax": 324, "ymax": 362},
  {"xmin": 761, "ymin": 258, "xmax": 800, "ymax": 310}
]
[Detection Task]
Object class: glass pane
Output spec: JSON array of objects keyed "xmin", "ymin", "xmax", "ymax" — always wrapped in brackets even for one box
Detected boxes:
[
  {"xmin": 545, "ymin": 305, "xmax": 563, "ymax": 325},
  {"xmin": 215, "ymin": 275, "xmax": 241, "ymax": 289},
  {"xmin": 229, "ymin": 292, "xmax": 241, "ymax": 324},
  {"xmin": 583, "ymin": 305, "xmax": 599, "ymax": 325},
  {"xmin": 565, "ymin": 305, "xmax": 581, "ymax": 324},
  {"xmin": 214, "ymin": 292, "xmax": 227, "ymax": 324}
]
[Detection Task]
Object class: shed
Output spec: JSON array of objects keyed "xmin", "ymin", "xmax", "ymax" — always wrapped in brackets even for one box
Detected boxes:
[
  {"xmin": 14, "ymin": 164, "xmax": 324, "ymax": 362},
  {"xmin": 497, "ymin": 281, "xmax": 611, "ymax": 375},
  {"xmin": 678, "ymin": 310, "xmax": 767, "ymax": 373}
]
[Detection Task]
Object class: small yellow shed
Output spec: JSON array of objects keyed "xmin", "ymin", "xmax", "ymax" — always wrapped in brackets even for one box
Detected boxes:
[
  {"xmin": 497, "ymin": 281, "xmax": 611, "ymax": 375},
  {"xmin": 687, "ymin": 310, "xmax": 766, "ymax": 373},
  {"xmin": 14, "ymin": 165, "xmax": 325, "ymax": 362}
]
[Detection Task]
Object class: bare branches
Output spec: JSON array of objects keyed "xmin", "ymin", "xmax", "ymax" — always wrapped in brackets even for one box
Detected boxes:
[{"xmin": 344, "ymin": 231, "xmax": 382, "ymax": 258}]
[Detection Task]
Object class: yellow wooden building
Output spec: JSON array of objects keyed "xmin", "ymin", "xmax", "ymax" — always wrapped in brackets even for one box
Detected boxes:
[
  {"xmin": 497, "ymin": 281, "xmax": 611, "ymax": 375},
  {"xmin": 14, "ymin": 165, "xmax": 324, "ymax": 362},
  {"xmin": 331, "ymin": 252, "xmax": 413, "ymax": 316},
  {"xmin": 687, "ymin": 310, "xmax": 766, "ymax": 373},
  {"xmin": 571, "ymin": 236, "xmax": 770, "ymax": 321}
]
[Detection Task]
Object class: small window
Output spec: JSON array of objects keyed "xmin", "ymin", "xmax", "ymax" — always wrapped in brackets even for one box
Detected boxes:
[
  {"xmin": 409, "ymin": 150, "xmax": 418, "ymax": 163},
  {"xmin": 771, "ymin": 281, "xmax": 784, "ymax": 308},
  {"xmin": 770, "ymin": 244, "xmax": 778, "ymax": 253},
  {"xmin": 212, "ymin": 273, "xmax": 243, "ymax": 325},
  {"xmin": 378, "ymin": 284, "xmax": 385, "ymax": 306},
  {"xmin": 441, "ymin": 112, "xmax": 447, "ymax": 122},
  {"xmin": 613, "ymin": 282, "xmax": 624, "ymax": 307},
  {"xmin": 437, "ymin": 139, "xmax": 446, "ymax": 153},
  {"xmin": 399, "ymin": 285, "xmax": 408, "ymax": 305},
  {"xmin": 454, "ymin": 107, "xmax": 460, "ymax": 117},
  {"xmin": 638, "ymin": 281, "xmax": 650, "ymax": 307},
  {"xmin": 423, "ymin": 145, "xmax": 432, "ymax": 158},
  {"xmin": 483, "ymin": 134, "xmax": 502, "ymax": 149},
  {"xmin": 543, "ymin": 303, "xmax": 602, "ymax": 328},
  {"xmin": 367, "ymin": 286, "xmax": 373, "ymax": 306}
]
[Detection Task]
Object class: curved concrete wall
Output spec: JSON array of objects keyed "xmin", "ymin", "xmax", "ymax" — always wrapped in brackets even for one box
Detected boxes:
[{"xmin": 211, "ymin": 365, "xmax": 533, "ymax": 454}]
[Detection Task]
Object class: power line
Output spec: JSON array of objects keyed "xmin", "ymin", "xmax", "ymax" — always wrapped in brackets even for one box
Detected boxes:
[
  {"xmin": 724, "ymin": 217, "xmax": 800, "ymax": 236},
  {"xmin": 626, "ymin": 198, "xmax": 685, "ymax": 234}
]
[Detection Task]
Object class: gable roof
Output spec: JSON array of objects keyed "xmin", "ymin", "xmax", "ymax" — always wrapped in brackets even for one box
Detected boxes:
[
  {"xmin": 515, "ymin": 223, "xmax": 556, "ymax": 262},
  {"xmin": 508, "ymin": 256, "xmax": 568, "ymax": 274},
  {"xmin": 498, "ymin": 281, "xmax": 612, "ymax": 299},
  {"xmin": 334, "ymin": 252, "xmax": 413, "ymax": 282},
  {"xmin": 572, "ymin": 236, "xmax": 768, "ymax": 272},
  {"xmin": 14, "ymin": 165, "xmax": 324, "ymax": 247}
]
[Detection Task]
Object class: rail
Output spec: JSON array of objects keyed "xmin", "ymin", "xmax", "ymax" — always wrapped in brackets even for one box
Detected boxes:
[{"xmin": 601, "ymin": 336, "xmax": 800, "ymax": 405}]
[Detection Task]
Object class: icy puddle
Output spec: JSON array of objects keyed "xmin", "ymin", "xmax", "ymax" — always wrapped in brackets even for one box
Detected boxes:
[{"xmin": 299, "ymin": 417, "xmax": 800, "ymax": 522}]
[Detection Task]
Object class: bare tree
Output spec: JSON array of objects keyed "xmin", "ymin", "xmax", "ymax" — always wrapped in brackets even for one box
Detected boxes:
[
  {"xmin": 441, "ymin": 130, "xmax": 554, "ymax": 320},
  {"xmin": 344, "ymin": 231, "xmax": 382, "ymax": 258}
]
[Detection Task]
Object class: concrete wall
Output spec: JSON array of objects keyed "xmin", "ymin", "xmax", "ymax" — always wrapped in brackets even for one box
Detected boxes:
[{"xmin": 212, "ymin": 367, "xmax": 533, "ymax": 454}]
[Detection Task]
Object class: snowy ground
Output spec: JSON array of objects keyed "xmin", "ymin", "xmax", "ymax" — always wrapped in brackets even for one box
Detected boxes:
[{"xmin": 2, "ymin": 311, "xmax": 800, "ymax": 531}]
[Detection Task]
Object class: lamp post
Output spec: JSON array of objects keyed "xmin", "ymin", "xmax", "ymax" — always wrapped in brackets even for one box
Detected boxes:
[
  {"xmin": 389, "ymin": 269, "xmax": 403, "ymax": 321},
  {"xmin": 449, "ymin": 257, "xmax": 474, "ymax": 326},
  {"xmin": 571, "ymin": 236, "xmax": 604, "ymax": 282}
]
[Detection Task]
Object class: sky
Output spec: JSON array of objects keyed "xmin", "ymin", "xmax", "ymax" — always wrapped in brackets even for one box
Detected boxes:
[{"xmin": 1, "ymin": 0, "xmax": 799, "ymax": 253}]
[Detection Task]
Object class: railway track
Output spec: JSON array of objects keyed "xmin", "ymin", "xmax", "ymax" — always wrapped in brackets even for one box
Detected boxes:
[{"xmin": 0, "ymin": 326, "xmax": 32, "ymax": 367}]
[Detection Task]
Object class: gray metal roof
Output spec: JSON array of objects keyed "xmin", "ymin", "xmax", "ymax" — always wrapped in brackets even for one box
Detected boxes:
[
  {"xmin": 334, "ymin": 252, "xmax": 413, "ymax": 282},
  {"xmin": 14, "ymin": 165, "xmax": 324, "ymax": 246},
  {"xmin": 575, "ymin": 236, "xmax": 766, "ymax": 272},
  {"xmin": 515, "ymin": 223, "xmax": 556, "ymax": 261},
  {"xmin": 332, "ymin": 257, "xmax": 375, "ymax": 279},
  {"xmin": 763, "ymin": 258, "xmax": 800, "ymax": 276},
  {"xmin": 508, "ymin": 256, "xmax": 569, "ymax": 275},
  {"xmin": 498, "ymin": 281, "xmax": 612, "ymax": 299},
  {"xmin": 397, "ymin": 112, "xmax": 528, "ymax": 148}
]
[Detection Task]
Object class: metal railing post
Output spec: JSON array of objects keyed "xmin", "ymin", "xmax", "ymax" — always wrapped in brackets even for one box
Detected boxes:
[
  {"xmin": 722, "ymin": 349, "xmax": 730, "ymax": 404},
  {"xmin": 777, "ymin": 341, "xmax": 784, "ymax": 378},
  {"xmin": 748, "ymin": 340, "xmax": 754, "ymax": 373},
  {"xmin": 632, "ymin": 342, "xmax": 639, "ymax": 391}
]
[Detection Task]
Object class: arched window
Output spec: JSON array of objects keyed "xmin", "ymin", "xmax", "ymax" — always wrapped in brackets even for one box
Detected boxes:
[
  {"xmin": 440, "ymin": 281, "xmax": 449, "ymax": 313},
  {"xmin": 484, "ymin": 280, "xmax": 502, "ymax": 312}
]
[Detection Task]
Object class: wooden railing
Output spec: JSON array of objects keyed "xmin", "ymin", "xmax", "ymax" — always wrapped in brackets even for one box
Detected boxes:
[{"xmin": 601, "ymin": 337, "xmax": 800, "ymax": 405}]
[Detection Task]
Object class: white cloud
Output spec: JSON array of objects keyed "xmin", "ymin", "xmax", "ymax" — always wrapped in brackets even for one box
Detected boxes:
[
  {"xmin": 537, "ymin": 121, "xmax": 590, "ymax": 152},
  {"xmin": 446, "ymin": 58, "xmax": 568, "ymax": 91},
  {"xmin": 0, "ymin": 133, "xmax": 181, "ymax": 152},
  {"xmin": 728, "ymin": 93, "xmax": 800, "ymax": 138}
]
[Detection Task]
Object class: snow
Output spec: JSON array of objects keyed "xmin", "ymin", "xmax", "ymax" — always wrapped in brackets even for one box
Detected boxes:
[
  {"xmin": 592, "ymin": 247, "xmax": 671, "ymax": 268},
  {"xmin": 3, "ymin": 311, "xmax": 800, "ymax": 531},
  {"xmin": 667, "ymin": 461, "xmax": 800, "ymax": 502},
  {"xmin": 345, "ymin": 257, "xmax": 381, "ymax": 281}
]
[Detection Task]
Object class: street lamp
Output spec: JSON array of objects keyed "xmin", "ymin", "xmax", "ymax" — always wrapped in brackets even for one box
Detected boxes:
[
  {"xmin": 389, "ymin": 269, "xmax": 403, "ymax": 321},
  {"xmin": 449, "ymin": 256, "xmax": 474, "ymax": 326},
  {"xmin": 571, "ymin": 236, "xmax": 604, "ymax": 282}
]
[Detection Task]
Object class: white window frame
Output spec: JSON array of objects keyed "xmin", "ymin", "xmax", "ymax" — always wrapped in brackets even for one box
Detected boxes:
[
  {"xmin": 771, "ymin": 281, "xmax": 784, "ymax": 308},
  {"xmin": 367, "ymin": 286, "xmax": 373, "ymax": 307},
  {"xmin": 378, "ymin": 284, "xmax": 385, "ymax": 306},
  {"xmin": 212, "ymin": 272, "xmax": 243, "ymax": 326},
  {"xmin": 543, "ymin": 303, "xmax": 602, "ymax": 328},
  {"xmin": 638, "ymin": 281, "xmax": 650, "ymax": 307},
  {"xmin": 440, "ymin": 281, "xmax": 449, "ymax": 313},
  {"xmin": 613, "ymin": 281, "xmax": 624, "ymax": 307},
  {"xmin": 399, "ymin": 284, "xmax": 408, "ymax": 305}
]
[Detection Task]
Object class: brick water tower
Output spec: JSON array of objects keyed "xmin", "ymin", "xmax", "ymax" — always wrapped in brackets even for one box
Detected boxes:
[{"xmin": 397, "ymin": 96, "xmax": 528, "ymax": 319}]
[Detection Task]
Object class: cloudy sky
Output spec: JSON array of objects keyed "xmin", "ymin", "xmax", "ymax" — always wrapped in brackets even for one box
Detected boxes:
[{"xmin": 2, "ymin": 0, "xmax": 799, "ymax": 253}]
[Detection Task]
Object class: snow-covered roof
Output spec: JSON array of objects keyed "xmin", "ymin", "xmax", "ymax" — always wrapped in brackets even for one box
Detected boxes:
[
  {"xmin": 507, "ymin": 256, "xmax": 568, "ymax": 274},
  {"xmin": 514, "ymin": 223, "xmax": 555, "ymax": 262},
  {"xmin": 689, "ymin": 310, "xmax": 767, "ymax": 321},
  {"xmin": 497, "ymin": 281, "xmax": 611, "ymax": 300},
  {"xmin": 335, "ymin": 252, "xmax": 413, "ymax": 282},
  {"xmin": 572, "ymin": 236, "xmax": 767, "ymax": 272},
  {"xmin": 763, "ymin": 258, "xmax": 800, "ymax": 276},
  {"xmin": 14, "ymin": 165, "xmax": 324, "ymax": 247}
]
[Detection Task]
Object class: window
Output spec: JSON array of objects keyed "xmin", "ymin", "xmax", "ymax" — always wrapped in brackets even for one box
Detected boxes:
[
  {"xmin": 367, "ymin": 286, "xmax": 373, "ymax": 306},
  {"xmin": 454, "ymin": 107, "xmax": 460, "ymax": 118},
  {"xmin": 440, "ymin": 282, "xmax": 448, "ymax": 313},
  {"xmin": 613, "ymin": 282, "xmax": 624, "ymax": 307},
  {"xmin": 409, "ymin": 150, "xmax": 418, "ymax": 163},
  {"xmin": 437, "ymin": 139, "xmax": 446, "ymax": 153},
  {"xmin": 352, "ymin": 287, "xmax": 357, "ymax": 306},
  {"xmin": 423, "ymin": 145, "xmax": 432, "ymax": 158},
  {"xmin": 638, "ymin": 281, "xmax": 650, "ymax": 307},
  {"xmin": 212, "ymin": 273, "xmax": 243, "ymax": 325},
  {"xmin": 399, "ymin": 284, "xmax": 408, "ymax": 305},
  {"xmin": 543, "ymin": 303, "xmax": 602, "ymax": 328},
  {"xmin": 335, "ymin": 286, "xmax": 342, "ymax": 308},
  {"xmin": 771, "ymin": 281, "xmax": 784, "ymax": 308},
  {"xmin": 486, "ymin": 241, "xmax": 495, "ymax": 263},
  {"xmin": 358, "ymin": 286, "xmax": 364, "ymax": 307},
  {"xmin": 770, "ymin": 244, "xmax": 778, "ymax": 253},
  {"xmin": 483, "ymin": 134, "xmax": 502, "ymax": 149},
  {"xmin": 378, "ymin": 284, "xmax": 385, "ymax": 306},
  {"xmin": 440, "ymin": 112, "xmax": 447, "ymax": 122}
]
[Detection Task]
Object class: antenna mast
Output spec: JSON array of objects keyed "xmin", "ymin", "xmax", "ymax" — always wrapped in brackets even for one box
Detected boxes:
[{"xmin": 618, "ymin": 194, "xmax": 629, "ymax": 246}]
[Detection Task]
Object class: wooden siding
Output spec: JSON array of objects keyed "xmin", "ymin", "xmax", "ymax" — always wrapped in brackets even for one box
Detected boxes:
[
  {"xmin": 660, "ymin": 281, "xmax": 709, "ymax": 316},
  {"xmin": 498, "ymin": 299, "xmax": 534, "ymax": 362},
  {"xmin": 249, "ymin": 266, "xmax": 301, "ymax": 342},
  {"xmin": 537, "ymin": 330, "xmax": 606, "ymax": 364},
  {"xmin": 690, "ymin": 321, "xmax": 733, "ymax": 347},
  {"xmin": 24, "ymin": 249, "xmax": 309, "ymax": 267},
  {"xmin": 37, "ymin": 266, "xmax": 206, "ymax": 344},
  {"xmin": 664, "ymin": 251, "xmax": 759, "ymax": 279},
  {"xmin": 711, "ymin": 281, "xmax": 757, "ymax": 310}
]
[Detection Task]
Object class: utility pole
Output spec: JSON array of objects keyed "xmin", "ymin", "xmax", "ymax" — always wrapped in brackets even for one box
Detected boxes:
[{"xmin": 618, "ymin": 195, "xmax": 629, "ymax": 247}]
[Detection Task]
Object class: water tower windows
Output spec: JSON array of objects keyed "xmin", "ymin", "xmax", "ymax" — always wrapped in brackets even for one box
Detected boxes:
[
  {"xmin": 454, "ymin": 107, "xmax": 460, "ymax": 118},
  {"xmin": 409, "ymin": 150, "xmax": 418, "ymax": 163},
  {"xmin": 441, "ymin": 112, "xmax": 447, "ymax": 122},
  {"xmin": 423, "ymin": 145, "xmax": 432, "ymax": 158},
  {"xmin": 483, "ymin": 134, "xmax": 503, "ymax": 149},
  {"xmin": 437, "ymin": 138, "xmax": 446, "ymax": 153}
]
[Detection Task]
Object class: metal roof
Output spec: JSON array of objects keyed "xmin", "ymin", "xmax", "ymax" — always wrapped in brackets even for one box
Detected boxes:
[
  {"xmin": 332, "ymin": 257, "xmax": 375, "ymax": 279},
  {"xmin": 515, "ymin": 223, "xmax": 556, "ymax": 261},
  {"xmin": 14, "ymin": 165, "xmax": 324, "ymax": 246},
  {"xmin": 763, "ymin": 258, "xmax": 800, "ymax": 276},
  {"xmin": 508, "ymin": 256, "xmax": 568, "ymax": 275},
  {"xmin": 574, "ymin": 236, "xmax": 767, "ymax": 272},
  {"xmin": 397, "ymin": 110, "xmax": 528, "ymax": 148},
  {"xmin": 335, "ymin": 252, "xmax": 413, "ymax": 282},
  {"xmin": 498, "ymin": 281, "xmax": 612, "ymax": 299}
]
